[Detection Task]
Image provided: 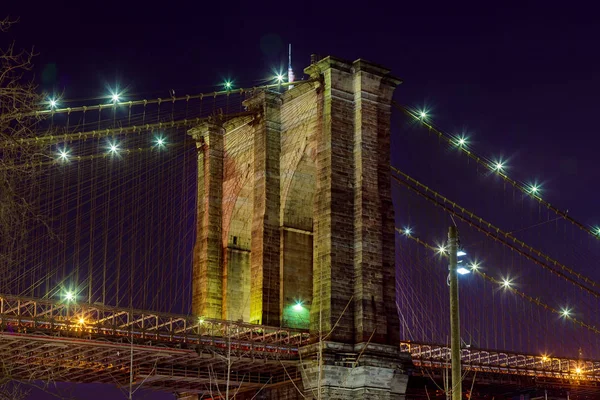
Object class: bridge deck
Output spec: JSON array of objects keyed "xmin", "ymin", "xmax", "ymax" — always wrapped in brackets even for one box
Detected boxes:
[
  {"xmin": 0, "ymin": 294, "xmax": 309, "ymax": 394},
  {"xmin": 2, "ymin": 294, "xmax": 600, "ymax": 395},
  {"xmin": 402, "ymin": 341, "xmax": 600, "ymax": 383}
]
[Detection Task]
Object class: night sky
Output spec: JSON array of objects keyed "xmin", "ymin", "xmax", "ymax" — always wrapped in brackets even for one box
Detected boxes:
[
  {"xmin": 3, "ymin": 1, "xmax": 600, "ymax": 398},
  {"xmin": 3, "ymin": 2, "xmax": 597, "ymax": 217}
]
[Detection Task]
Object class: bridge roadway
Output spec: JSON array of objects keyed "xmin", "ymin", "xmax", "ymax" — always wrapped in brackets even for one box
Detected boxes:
[
  {"xmin": 0, "ymin": 294, "xmax": 309, "ymax": 395},
  {"xmin": 0, "ymin": 294, "xmax": 599, "ymax": 396}
]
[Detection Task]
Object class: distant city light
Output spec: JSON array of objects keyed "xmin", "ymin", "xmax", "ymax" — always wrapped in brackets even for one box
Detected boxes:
[
  {"xmin": 110, "ymin": 92, "xmax": 120, "ymax": 103},
  {"xmin": 276, "ymin": 74, "xmax": 285, "ymax": 83},
  {"xmin": 457, "ymin": 267, "xmax": 471, "ymax": 275},
  {"xmin": 541, "ymin": 354, "xmax": 549, "ymax": 362},
  {"xmin": 198, "ymin": 317, "xmax": 205, "ymax": 324},
  {"xmin": 418, "ymin": 110, "xmax": 428, "ymax": 119},
  {"xmin": 561, "ymin": 307, "xmax": 571, "ymax": 318},
  {"xmin": 224, "ymin": 80, "xmax": 233, "ymax": 90},
  {"xmin": 493, "ymin": 161, "xmax": 505, "ymax": 172},
  {"xmin": 49, "ymin": 98, "xmax": 58, "ymax": 109},
  {"xmin": 575, "ymin": 367, "xmax": 582, "ymax": 374},
  {"xmin": 78, "ymin": 317, "xmax": 85, "ymax": 325},
  {"xmin": 457, "ymin": 136, "xmax": 468, "ymax": 147},
  {"xmin": 437, "ymin": 245, "xmax": 447, "ymax": 254},
  {"xmin": 404, "ymin": 227, "xmax": 412, "ymax": 236},
  {"xmin": 501, "ymin": 278, "xmax": 512, "ymax": 288}
]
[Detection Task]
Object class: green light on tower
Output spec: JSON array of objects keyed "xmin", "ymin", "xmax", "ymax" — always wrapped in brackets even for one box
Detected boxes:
[{"xmin": 293, "ymin": 302, "xmax": 303, "ymax": 312}]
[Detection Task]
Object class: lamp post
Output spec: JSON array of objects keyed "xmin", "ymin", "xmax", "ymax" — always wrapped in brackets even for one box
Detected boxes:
[{"xmin": 448, "ymin": 226, "xmax": 462, "ymax": 400}]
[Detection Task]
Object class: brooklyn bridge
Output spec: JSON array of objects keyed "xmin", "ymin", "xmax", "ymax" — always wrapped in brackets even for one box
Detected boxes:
[{"xmin": 1, "ymin": 55, "xmax": 599, "ymax": 399}]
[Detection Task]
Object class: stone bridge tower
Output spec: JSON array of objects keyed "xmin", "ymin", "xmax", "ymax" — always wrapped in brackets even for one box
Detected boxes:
[{"xmin": 189, "ymin": 55, "xmax": 409, "ymax": 399}]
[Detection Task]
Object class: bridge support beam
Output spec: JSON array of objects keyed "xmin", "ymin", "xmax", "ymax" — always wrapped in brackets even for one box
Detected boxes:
[
  {"xmin": 300, "ymin": 342, "xmax": 411, "ymax": 399},
  {"xmin": 245, "ymin": 91, "xmax": 282, "ymax": 326},
  {"xmin": 188, "ymin": 120, "xmax": 224, "ymax": 319},
  {"xmin": 304, "ymin": 56, "xmax": 401, "ymax": 344},
  {"xmin": 297, "ymin": 56, "xmax": 408, "ymax": 399}
]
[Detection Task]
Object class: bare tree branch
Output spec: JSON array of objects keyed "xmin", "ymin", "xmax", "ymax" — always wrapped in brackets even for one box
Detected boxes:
[{"xmin": 0, "ymin": 15, "xmax": 50, "ymax": 293}]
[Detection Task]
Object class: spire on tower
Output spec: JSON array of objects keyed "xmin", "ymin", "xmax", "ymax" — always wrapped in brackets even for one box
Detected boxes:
[{"xmin": 288, "ymin": 43, "xmax": 294, "ymax": 90}]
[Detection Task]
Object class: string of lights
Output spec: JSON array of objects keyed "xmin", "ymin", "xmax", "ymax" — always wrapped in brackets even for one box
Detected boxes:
[
  {"xmin": 391, "ymin": 165, "xmax": 600, "ymax": 298},
  {"xmin": 13, "ymin": 79, "xmax": 312, "ymax": 119},
  {"xmin": 394, "ymin": 102, "xmax": 600, "ymax": 240},
  {"xmin": 396, "ymin": 227, "xmax": 600, "ymax": 336}
]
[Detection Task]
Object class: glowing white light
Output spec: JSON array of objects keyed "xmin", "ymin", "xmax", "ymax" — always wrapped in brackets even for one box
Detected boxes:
[
  {"xmin": 108, "ymin": 143, "xmax": 119, "ymax": 154},
  {"xmin": 58, "ymin": 148, "xmax": 69, "ymax": 161},
  {"xmin": 49, "ymin": 99, "xmax": 58, "ymax": 108},
  {"xmin": 493, "ymin": 161, "xmax": 505, "ymax": 171},
  {"xmin": 419, "ymin": 111, "xmax": 428, "ymax": 119},
  {"xmin": 529, "ymin": 184, "xmax": 540, "ymax": 194},
  {"xmin": 224, "ymin": 80, "xmax": 233, "ymax": 90},
  {"xmin": 457, "ymin": 267, "xmax": 470, "ymax": 275},
  {"xmin": 155, "ymin": 136, "xmax": 166, "ymax": 147},
  {"xmin": 469, "ymin": 262, "xmax": 480, "ymax": 271},
  {"xmin": 457, "ymin": 250, "xmax": 467, "ymax": 257},
  {"xmin": 276, "ymin": 74, "xmax": 285, "ymax": 83},
  {"xmin": 575, "ymin": 367, "xmax": 582, "ymax": 374},
  {"xmin": 595, "ymin": 227, "xmax": 600, "ymax": 236},
  {"xmin": 457, "ymin": 136, "xmax": 468, "ymax": 147},
  {"xmin": 561, "ymin": 307, "xmax": 571, "ymax": 318},
  {"xmin": 404, "ymin": 227, "xmax": 412, "ymax": 236},
  {"xmin": 293, "ymin": 302, "xmax": 303, "ymax": 311},
  {"xmin": 64, "ymin": 291, "xmax": 75, "ymax": 302},
  {"xmin": 198, "ymin": 317, "xmax": 205, "ymax": 324},
  {"xmin": 78, "ymin": 317, "xmax": 85, "ymax": 325},
  {"xmin": 541, "ymin": 354, "xmax": 548, "ymax": 362},
  {"xmin": 437, "ymin": 245, "xmax": 447, "ymax": 254},
  {"xmin": 111, "ymin": 93, "xmax": 120, "ymax": 103},
  {"xmin": 501, "ymin": 278, "xmax": 512, "ymax": 288}
]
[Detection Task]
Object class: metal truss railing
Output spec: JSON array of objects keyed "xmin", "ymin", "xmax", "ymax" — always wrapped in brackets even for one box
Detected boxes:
[
  {"xmin": 402, "ymin": 341, "xmax": 600, "ymax": 382},
  {"xmin": 0, "ymin": 294, "xmax": 310, "ymax": 394},
  {"xmin": 0, "ymin": 294, "xmax": 311, "ymax": 358}
]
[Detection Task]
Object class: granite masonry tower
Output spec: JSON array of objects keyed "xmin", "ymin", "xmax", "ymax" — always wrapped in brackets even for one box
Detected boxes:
[{"xmin": 188, "ymin": 55, "xmax": 409, "ymax": 399}]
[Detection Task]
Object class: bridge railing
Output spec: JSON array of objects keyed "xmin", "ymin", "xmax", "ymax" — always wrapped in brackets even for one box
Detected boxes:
[
  {"xmin": 0, "ymin": 294, "xmax": 311, "ymax": 358},
  {"xmin": 402, "ymin": 341, "xmax": 600, "ymax": 381}
]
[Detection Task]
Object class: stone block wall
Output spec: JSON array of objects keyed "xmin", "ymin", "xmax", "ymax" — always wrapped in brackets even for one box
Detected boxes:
[
  {"xmin": 305, "ymin": 57, "xmax": 400, "ymax": 345},
  {"xmin": 189, "ymin": 56, "xmax": 400, "ymax": 345},
  {"xmin": 188, "ymin": 55, "xmax": 408, "ymax": 400}
]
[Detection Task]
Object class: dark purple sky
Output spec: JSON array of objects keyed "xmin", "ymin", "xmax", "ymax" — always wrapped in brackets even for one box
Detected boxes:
[
  {"xmin": 3, "ymin": 1, "xmax": 600, "ymax": 398},
  {"xmin": 3, "ymin": 2, "xmax": 597, "ymax": 218}
]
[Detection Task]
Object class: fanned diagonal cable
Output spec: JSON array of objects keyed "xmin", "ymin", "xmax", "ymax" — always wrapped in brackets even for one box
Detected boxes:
[
  {"xmin": 393, "ymin": 102, "xmax": 599, "ymax": 240},
  {"xmin": 396, "ymin": 227, "xmax": 600, "ymax": 336},
  {"xmin": 391, "ymin": 165, "xmax": 600, "ymax": 298}
]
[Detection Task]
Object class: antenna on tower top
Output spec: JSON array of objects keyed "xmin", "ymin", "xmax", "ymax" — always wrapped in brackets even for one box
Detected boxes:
[{"xmin": 288, "ymin": 43, "xmax": 295, "ymax": 90}]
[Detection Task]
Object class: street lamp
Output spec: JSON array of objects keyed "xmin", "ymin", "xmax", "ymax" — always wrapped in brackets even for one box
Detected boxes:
[
  {"xmin": 456, "ymin": 248, "xmax": 469, "ymax": 275},
  {"xmin": 448, "ymin": 226, "xmax": 462, "ymax": 400}
]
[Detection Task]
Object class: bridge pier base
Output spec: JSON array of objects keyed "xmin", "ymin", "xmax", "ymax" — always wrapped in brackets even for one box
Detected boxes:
[{"xmin": 299, "ymin": 342, "xmax": 411, "ymax": 399}]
